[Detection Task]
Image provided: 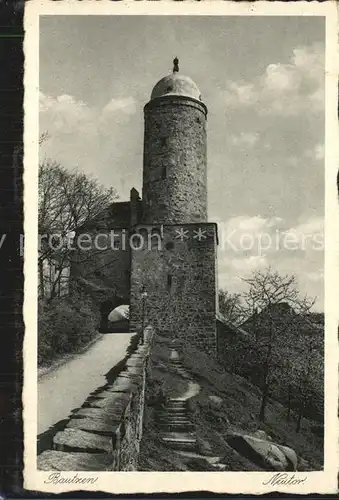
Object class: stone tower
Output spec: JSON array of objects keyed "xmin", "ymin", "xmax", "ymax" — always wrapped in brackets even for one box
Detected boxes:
[
  {"xmin": 129, "ymin": 60, "xmax": 218, "ymax": 355},
  {"xmin": 142, "ymin": 61, "xmax": 208, "ymax": 224}
]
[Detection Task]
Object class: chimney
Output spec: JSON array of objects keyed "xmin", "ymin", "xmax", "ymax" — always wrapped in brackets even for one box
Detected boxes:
[{"xmin": 130, "ymin": 187, "xmax": 140, "ymax": 227}]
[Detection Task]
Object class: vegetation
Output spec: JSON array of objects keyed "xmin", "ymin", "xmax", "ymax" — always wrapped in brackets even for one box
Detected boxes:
[
  {"xmin": 218, "ymin": 268, "xmax": 323, "ymax": 430},
  {"xmin": 38, "ymin": 147, "xmax": 118, "ymax": 366},
  {"xmin": 218, "ymin": 290, "xmax": 244, "ymax": 325},
  {"xmin": 139, "ymin": 333, "xmax": 323, "ymax": 471},
  {"xmin": 38, "ymin": 153, "xmax": 117, "ymax": 300},
  {"xmin": 38, "ymin": 292, "xmax": 100, "ymax": 367}
]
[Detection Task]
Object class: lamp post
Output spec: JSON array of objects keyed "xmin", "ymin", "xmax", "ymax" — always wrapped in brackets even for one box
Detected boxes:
[{"xmin": 140, "ymin": 286, "xmax": 148, "ymax": 344}]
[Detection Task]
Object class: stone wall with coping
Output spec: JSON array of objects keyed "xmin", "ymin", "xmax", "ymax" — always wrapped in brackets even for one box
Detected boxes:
[{"xmin": 37, "ymin": 328, "xmax": 154, "ymax": 472}]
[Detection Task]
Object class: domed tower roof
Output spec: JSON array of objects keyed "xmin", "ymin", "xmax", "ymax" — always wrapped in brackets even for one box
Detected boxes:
[{"xmin": 150, "ymin": 58, "xmax": 202, "ymax": 102}]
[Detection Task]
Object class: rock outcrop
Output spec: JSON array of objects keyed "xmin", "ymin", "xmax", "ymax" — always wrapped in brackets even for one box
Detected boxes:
[{"xmin": 226, "ymin": 432, "xmax": 297, "ymax": 471}]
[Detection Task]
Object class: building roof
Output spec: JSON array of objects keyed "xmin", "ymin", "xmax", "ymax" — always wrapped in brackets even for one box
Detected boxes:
[
  {"xmin": 151, "ymin": 72, "xmax": 202, "ymax": 102},
  {"xmin": 216, "ymin": 312, "xmax": 250, "ymax": 339},
  {"xmin": 78, "ymin": 200, "xmax": 142, "ymax": 231}
]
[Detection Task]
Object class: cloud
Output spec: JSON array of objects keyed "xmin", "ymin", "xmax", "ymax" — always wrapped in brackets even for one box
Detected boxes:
[
  {"xmin": 222, "ymin": 82, "xmax": 257, "ymax": 107},
  {"xmin": 40, "ymin": 92, "xmax": 137, "ymax": 137},
  {"xmin": 216, "ymin": 214, "xmax": 323, "ymax": 309},
  {"xmin": 306, "ymin": 271, "xmax": 324, "ymax": 282},
  {"xmin": 221, "ymin": 42, "xmax": 324, "ymax": 116},
  {"xmin": 39, "ymin": 92, "xmax": 96, "ymax": 135},
  {"xmin": 39, "ymin": 91, "xmax": 140, "ymax": 199},
  {"xmin": 230, "ymin": 132, "xmax": 259, "ymax": 148},
  {"xmin": 286, "ymin": 216, "xmax": 324, "ymax": 240},
  {"xmin": 102, "ymin": 97, "xmax": 136, "ymax": 116},
  {"xmin": 230, "ymin": 255, "xmax": 268, "ymax": 272},
  {"xmin": 217, "ymin": 215, "xmax": 284, "ymax": 252}
]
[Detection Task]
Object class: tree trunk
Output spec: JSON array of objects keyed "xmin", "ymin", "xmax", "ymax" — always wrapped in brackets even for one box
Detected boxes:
[
  {"xmin": 259, "ymin": 337, "xmax": 272, "ymax": 422},
  {"xmin": 259, "ymin": 381, "xmax": 269, "ymax": 422},
  {"xmin": 287, "ymin": 384, "xmax": 292, "ymax": 420},
  {"xmin": 296, "ymin": 406, "xmax": 303, "ymax": 432},
  {"xmin": 39, "ymin": 259, "xmax": 45, "ymax": 298}
]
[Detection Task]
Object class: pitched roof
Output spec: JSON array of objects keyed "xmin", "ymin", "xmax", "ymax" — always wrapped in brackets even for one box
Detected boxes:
[
  {"xmin": 77, "ymin": 200, "xmax": 142, "ymax": 231},
  {"xmin": 216, "ymin": 312, "xmax": 250, "ymax": 339}
]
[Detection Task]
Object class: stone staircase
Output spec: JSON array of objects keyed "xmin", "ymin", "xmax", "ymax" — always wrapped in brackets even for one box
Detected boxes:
[{"xmin": 154, "ymin": 341, "xmax": 198, "ymax": 451}]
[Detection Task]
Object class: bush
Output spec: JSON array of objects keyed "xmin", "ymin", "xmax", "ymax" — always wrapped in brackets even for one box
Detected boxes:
[{"xmin": 38, "ymin": 293, "xmax": 100, "ymax": 367}]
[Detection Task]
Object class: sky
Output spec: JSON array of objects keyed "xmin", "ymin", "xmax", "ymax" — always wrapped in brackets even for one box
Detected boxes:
[{"xmin": 39, "ymin": 15, "xmax": 325, "ymax": 310}]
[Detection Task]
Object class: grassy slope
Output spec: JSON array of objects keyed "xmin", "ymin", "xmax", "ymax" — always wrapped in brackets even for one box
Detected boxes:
[{"xmin": 138, "ymin": 335, "xmax": 323, "ymax": 472}]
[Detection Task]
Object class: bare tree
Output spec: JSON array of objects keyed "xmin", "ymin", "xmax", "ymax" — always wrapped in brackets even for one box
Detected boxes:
[
  {"xmin": 242, "ymin": 267, "xmax": 316, "ymax": 422},
  {"xmin": 38, "ymin": 160, "xmax": 118, "ymax": 299},
  {"xmin": 39, "ymin": 131, "xmax": 50, "ymax": 146},
  {"xmin": 218, "ymin": 289, "xmax": 245, "ymax": 325}
]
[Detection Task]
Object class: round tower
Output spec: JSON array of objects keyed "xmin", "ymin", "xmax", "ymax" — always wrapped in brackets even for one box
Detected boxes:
[{"xmin": 142, "ymin": 59, "xmax": 208, "ymax": 224}]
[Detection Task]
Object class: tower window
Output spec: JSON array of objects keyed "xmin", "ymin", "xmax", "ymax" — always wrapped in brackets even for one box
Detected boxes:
[
  {"xmin": 167, "ymin": 274, "xmax": 172, "ymax": 290},
  {"xmin": 165, "ymin": 241, "xmax": 174, "ymax": 251},
  {"xmin": 161, "ymin": 165, "xmax": 167, "ymax": 180},
  {"xmin": 166, "ymin": 86, "xmax": 173, "ymax": 92}
]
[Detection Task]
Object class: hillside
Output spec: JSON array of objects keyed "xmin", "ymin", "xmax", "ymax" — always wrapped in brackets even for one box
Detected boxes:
[
  {"xmin": 138, "ymin": 334, "xmax": 323, "ymax": 471},
  {"xmin": 217, "ymin": 304, "xmax": 324, "ymax": 423}
]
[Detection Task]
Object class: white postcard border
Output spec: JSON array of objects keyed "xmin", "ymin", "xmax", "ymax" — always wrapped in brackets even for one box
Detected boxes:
[{"xmin": 23, "ymin": 1, "xmax": 339, "ymax": 494}]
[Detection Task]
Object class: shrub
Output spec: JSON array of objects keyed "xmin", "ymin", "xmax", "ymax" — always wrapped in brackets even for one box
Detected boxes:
[{"xmin": 38, "ymin": 293, "xmax": 99, "ymax": 367}]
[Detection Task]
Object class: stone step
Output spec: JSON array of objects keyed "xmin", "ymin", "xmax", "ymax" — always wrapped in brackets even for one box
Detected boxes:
[
  {"xmin": 164, "ymin": 403, "xmax": 187, "ymax": 408},
  {"xmin": 156, "ymin": 412, "xmax": 187, "ymax": 419},
  {"xmin": 157, "ymin": 405, "xmax": 187, "ymax": 411},
  {"xmin": 156, "ymin": 413, "xmax": 190, "ymax": 420},
  {"xmin": 159, "ymin": 424, "xmax": 195, "ymax": 432},
  {"xmin": 157, "ymin": 420, "xmax": 192, "ymax": 426},
  {"xmin": 156, "ymin": 416, "xmax": 190, "ymax": 422},
  {"xmin": 161, "ymin": 437, "xmax": 197, "ymax": 451},
  {"xmin": 157, "ymin": 423, "xmax": 193, "ymax": 430},
  {"xmin": 163, "ymin": 410, "xmax": 187, "ymax": 416},
  {"xmin": 161, "ymin": 432, "xmax": 196, "ymax": 442},
  {"xmin": 166, "ymin": 404, "xmax": 187, "ymax": 410}
]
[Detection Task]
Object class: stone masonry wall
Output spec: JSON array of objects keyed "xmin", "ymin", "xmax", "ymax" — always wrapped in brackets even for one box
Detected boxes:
[
  {"xmin": 129, "ymin": 224, "xmax": 217, "ymax": 355},
  {"xmin": 71, "ymin": 228, "xmax": 131, "ymax": 303},
  {"xmin": 142, "ymin": 97, "xmax": 207, "ymax": 224},
  {"xmin": 37, "ymin": 328, "xmax": 154, "ymax": 471},
  {"xmin": 70, "ymin": 200, "xmax": 139, "ymax": 309}
]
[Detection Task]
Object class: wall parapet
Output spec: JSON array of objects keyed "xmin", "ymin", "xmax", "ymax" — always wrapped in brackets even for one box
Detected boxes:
[{"xmin": 38, "ymin": 327, "xmax": 154, "ymax": 471}]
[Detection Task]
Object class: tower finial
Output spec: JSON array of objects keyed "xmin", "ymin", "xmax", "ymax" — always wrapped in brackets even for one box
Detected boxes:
[{"xmin": 173, "ymin": 57, "xmax": 179, "ymax": 73}]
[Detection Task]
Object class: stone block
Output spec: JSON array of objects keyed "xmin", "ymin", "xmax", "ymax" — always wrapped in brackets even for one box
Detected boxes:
[
  {"xmin": 89, "ymin": 392, "xmax": 131, "ymax": 411},
  {"xmin": 67, "ymin": 418, "xmax": 120, "ymax": 438},
  {"xmin": 119, "ymin": 371, "xmax": 143, "ymax": 382},
  {"xmin": 126, "ymin": 358, "xmax": 145, "ymax": 368},
  {"xmin": 72, "ymin": 407, "xmax": 124, "ymax": 422},
  {"xmin": 37, "ymin": 450, "xmax": 114, "ymax": 471},
  {"xmin": 106, "ymin": 380, "xmax": 138, "ymax": 393},
  {"xmin": 53, "ymin": 428, "xmax": 113, "ymax": 454}
]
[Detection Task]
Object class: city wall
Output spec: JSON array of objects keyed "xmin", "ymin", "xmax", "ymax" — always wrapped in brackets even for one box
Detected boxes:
[{"xmin": 37, "ymin": 328, "xmax": 154, "ymax": 471}]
